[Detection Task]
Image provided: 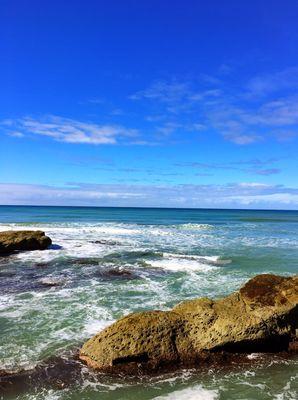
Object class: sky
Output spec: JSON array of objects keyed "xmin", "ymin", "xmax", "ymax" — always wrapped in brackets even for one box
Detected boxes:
[{"xmin": 1, "ymin": 0, "xmax": 298, "ymax": 209}]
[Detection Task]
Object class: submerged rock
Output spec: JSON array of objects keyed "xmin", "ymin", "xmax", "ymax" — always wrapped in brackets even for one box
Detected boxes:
[
  {"xmin": 0, "ymin": 230, "xmax": 52, "ymax": 255},
  {"xmin": 0, "ymin": 356, "xmax": 83, "ymax": 398},
  {"xmin": 80, "ymin": 274, "xmax": 298, "ymax": 374},
  {"xmin": 39, "ymin": 277, "xmax": 63, "ymax": 287},
  {"xmin": 96, "ymin": 267, "xmax": 135, "ymax": 280},
  {"xmin": 92, "ymin": 240, "xmax": 120, "ymax": 246}
]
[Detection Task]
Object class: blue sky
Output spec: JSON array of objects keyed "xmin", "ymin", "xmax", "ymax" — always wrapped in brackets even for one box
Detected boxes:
[{"xmin": 1, "ymin": 0, "xmax": 298, "ymax": 208}]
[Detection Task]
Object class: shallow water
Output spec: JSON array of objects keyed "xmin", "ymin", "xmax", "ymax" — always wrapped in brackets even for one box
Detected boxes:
[{"xmin": 0, "ymin": 206, "xmax": 297, "ymax": 399}]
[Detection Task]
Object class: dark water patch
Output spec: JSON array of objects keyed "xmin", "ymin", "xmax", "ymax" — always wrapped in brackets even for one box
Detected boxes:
[
  {"xmin": 72, "ymin": 257, "xmax": 101, "ymax": 266},
  {"xmin": 102, "ymin": 250, "xmax": 163, "ymax": 264},
  {"xmin": 34, "ymin": 257, "xmax": 102, "ymax": 269},
  {"xmin": 0, "ymin": 260, "xmax": 70, "ymax": 294},
  {"xmin": 229, "ymin": 252, "xmax": 298, "ymax": 275},
  {"xmin": 93, "ymin": 267, "xmax": 137, "ymax": 281},
  {"xmin": 90, "ymin": 263, "xmax": 171, "ymax": 281},
  {"xmin": 0, "ymin": 355, "xmax": 83, "ymax": 399},
  {"xmin": 49, "ymin": 244, "xmax": 63, "ymax": 250},
  {"xmin": 239, "ymin": 217, "xmax": 298, "ymax": 223},
  {"xmin": 31, "ymin": 257, "xmax": 101, "ymax": 269},
  {"xmin": 0, "ymin": 270, "xmax": 16, "ymax": 278},
  {"xmin": 0, "ymin": 275, "xmax": 44, "ymax": 294},
  {"xmin": 33, "ymin": 262, "xmax": 51, "ymax": 268},
  {"xmin": 1, "ymin": 350, "xmax": 297, "ymax": 400},
  {"xmin": 91, "ymin": 240, "xmax": 121, "ymax": 246}
]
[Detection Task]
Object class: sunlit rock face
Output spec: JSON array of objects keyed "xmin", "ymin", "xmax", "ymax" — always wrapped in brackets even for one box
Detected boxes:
[
  {"xmin": 80, "ymin": 274, "xmax": 298, "ymax": 374},
  {"xmin": 0, "ymin": 230, "xmax": 52, "ymax": 255}
]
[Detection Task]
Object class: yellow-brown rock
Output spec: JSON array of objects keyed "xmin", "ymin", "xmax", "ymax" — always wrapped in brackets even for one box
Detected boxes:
[
  {"xmin": 80, "ymin": 311, "xmax": 194, "ymax": 372},
  {"xmin": 0, "ymin": 230, "xmax": 52, "ymax": 255},
  {"xmin": 80, "ymin": 274, "xmax": 298, "ymax": 373}
]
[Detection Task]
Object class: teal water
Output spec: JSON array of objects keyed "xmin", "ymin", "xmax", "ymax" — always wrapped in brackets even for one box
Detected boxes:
[{"xmin": 0, "ymin": 206, "xmax": 297, "ymax": 399}]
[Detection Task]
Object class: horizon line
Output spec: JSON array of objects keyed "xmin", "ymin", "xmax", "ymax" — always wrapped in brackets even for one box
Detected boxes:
[{"xmin": 0, "ymin": 204, "xmax": 297, "ymax": 212}]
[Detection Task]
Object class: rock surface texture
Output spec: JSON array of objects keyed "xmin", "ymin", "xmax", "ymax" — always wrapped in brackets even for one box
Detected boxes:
[
  {"xmin": 0, "ymin": 230, "xmax": 52, "ymax": 255},
  {"xmin": 80, "ymin": 274, "xmax": 298, "ymax": 373}
]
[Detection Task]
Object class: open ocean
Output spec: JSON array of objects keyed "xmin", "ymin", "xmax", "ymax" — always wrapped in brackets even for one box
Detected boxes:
[{"xmin": 0, "ymin": 205, "xmax": 297, "ymax": 399}]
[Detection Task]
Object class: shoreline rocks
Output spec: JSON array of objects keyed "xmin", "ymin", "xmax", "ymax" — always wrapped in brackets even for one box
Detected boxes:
[
  {"xmin": 80, "ymin": 274, "xmax": 298, "ymax": 374},
  {"xmin": 0, "ymin": 230, "xmax": 52, "ymax": 255},
  {"xmin": 2, "ymin": 351, "xmax": 295, "ymax": 399}
]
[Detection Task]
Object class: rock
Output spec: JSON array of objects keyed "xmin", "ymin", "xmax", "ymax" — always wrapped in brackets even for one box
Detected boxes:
[
  {"xmin": 0, "ymin": 270, "xmax": 16, "ymax": 277},
  {"xmin": 92, "ymin": 240, "xmax": 119, "ymax": 246},
  {"xmin": 80, "ymin": 311, "xmax": 193, "ymax": 372},
  {"xmin": 73, "ymin": 258, "xmax": 100, "ymax": 266},
  {"xmin": 0, "ymin": 356, "xmax": 83, "ymax": 397},
  {"xmin": 80, "ymin": 274, "xmax": 298, "ymax": 373},
  {"xmin": 0, "ymin": 230, "xmax": 52, "ymax": 255},
  {"xmin": 173, "ymin": 274, "xmax": 297, "ymax": 354},
  {"xmin": 39, "ymin": 277, "xmax": 63, "ymax": 287},
  {"xmin": 97, "ymin": 267, "xmax": 135, "ymax": 280},
  {"xmin": 34, "ymin": 262, "xmax": 51, "ymax": 268}
]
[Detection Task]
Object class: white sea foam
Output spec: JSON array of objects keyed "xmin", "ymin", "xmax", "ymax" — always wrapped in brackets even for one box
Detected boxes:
[
  {"xmin": 82, "ymin": 318, "xmax": 113, "ymax": 336},
  {"xmin": 0, "ymin": 283, "xmax": 116, "ymax": 371},
  {"xmin": 149, "ymin": 258, "xmax": 217, "ymax": 272},
  {"xmin": 163, "ymin": 253, "xmax": 231, "ymax": 265},
  {"xmin": 0, "ymin": 223, "xmax": 232, "ymax": 276},
  {"xmin": 1, "ymin": 219, "xmax": 296, "ymax": 384},
  {"xmin": 153, "ymin": 385, "xmax": 219, "ymax": 400},
  {"xmin": 175, "ymin": 223, "xmax": 214, "ymax": 230},
  {"xmin": 247, "ymin": 353, "xmax": 263, "ymax": 360},
  {"xmin": 0, "ymin": 222, "xmax": 231, "ymax": 265}
]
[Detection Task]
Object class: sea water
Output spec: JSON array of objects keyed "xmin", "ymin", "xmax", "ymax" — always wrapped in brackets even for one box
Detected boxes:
[{"xmin": 0, "ymin": 206, "xmax": 297, "ymax": 399}]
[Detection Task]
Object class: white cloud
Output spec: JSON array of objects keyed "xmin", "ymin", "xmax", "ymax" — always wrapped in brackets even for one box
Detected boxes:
[
  {"xmin": 129, "ymin": 68, "xmax": 298, "ymax": 145},
  {"xmin": 3, "ymin": 67, "xmax": 298, "ymax": 147},
  {"xmin": 231, "ymin": 193, "xmax": 298, "ymax": 205},
  {"xmin": 7, "ymin": 131, "xmax": 25, "ymax": 138},
  {"xmin": 223, "ymin": 133, "xmax": 261, "ymax": 145},
  {"xmin": 0, "ymin": 182, "xmax": 297, "ymax": 209},
  {"xmin": 255, "ymin": 97, "xmax": 298, "ymax": 126},
  {"xmin": 247, "ymin": 66, "xmax": 298, "ymax": 96},
  {"xmin": 238, "ymin": 182, "xmax": 271, "ymax": 188},
  {"xmin": 3, "ymin": 116, "xmax": 139, "ymax": 145},
  {"xmin": 129, "ymin": 80, "xmax": 191, "ymax": 103}
]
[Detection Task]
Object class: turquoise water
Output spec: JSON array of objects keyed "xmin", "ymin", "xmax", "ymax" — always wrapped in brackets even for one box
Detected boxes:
[{"xmin": 0, "ymin": 206, "xmax": 297, "ymax": 399}]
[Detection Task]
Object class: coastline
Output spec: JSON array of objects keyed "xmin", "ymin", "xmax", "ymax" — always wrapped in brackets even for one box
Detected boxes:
[{"xmin": 0, "ymin": 207, "xmax": 297, "ymax": 399}]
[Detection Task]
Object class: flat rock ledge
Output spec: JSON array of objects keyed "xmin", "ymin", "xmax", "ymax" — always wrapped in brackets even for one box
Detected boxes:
[
  {"xmin": 0, "ymin": 230, "xmax": 52, "ymax": 255},
  {"xmin": 80, "ymin": 274, "xmax": 298, "ymax": 374}
]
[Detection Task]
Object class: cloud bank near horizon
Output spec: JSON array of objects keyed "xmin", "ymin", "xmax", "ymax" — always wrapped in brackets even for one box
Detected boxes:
[{"xmin": 1, "ymin": 182, "xmax": 298, "ymax": 209}]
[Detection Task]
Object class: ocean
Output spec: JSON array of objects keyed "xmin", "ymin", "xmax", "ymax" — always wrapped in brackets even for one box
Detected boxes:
[{"xmin": 0, "ymin": 205, "xmax": 297, "ymax": 399}]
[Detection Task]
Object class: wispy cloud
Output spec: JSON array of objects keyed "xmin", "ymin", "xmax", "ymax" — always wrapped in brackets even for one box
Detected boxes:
[
  {"xmin": 7, "ymin": 131, "xmax": 25, "ymax": 138},
  {"xmin": 2, "ymin": 116, "xmax": 138, "ymax": 145},
  {"xmin": 223, "ymin": 133, "xmax": 261, "ymax": 145},
  {"xmin": 130, "ymin": 67, "xmax": 298, "ymax": 145},
  {"xmin": 247, "ymin": 66, "xmax": 298, "ymax": 96},
  {"xmin": 130, "ymin": 78, "xmax": 222, "ymax": 114},
  {"xmin": 250, "ymin": 168, "xmax": 281, "ymax": 176},
  {"xmin": 129, "ymin": 80, "xmax": 192, "ymax": 104},
  {"xmin": 4, "ymin": 67, "xmax": 298, "ymax": 147},
  {"xmin": 175, "ymin": 158, "xmax": 282, "ymax": 176},
  {"xmin": 0, "ymin": 182, "xmax": 297, "ymax": 209}
]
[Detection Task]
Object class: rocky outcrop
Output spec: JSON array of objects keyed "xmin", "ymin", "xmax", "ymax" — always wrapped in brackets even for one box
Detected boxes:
[
  {"xmin": 80, "ymin": 311, "xmax": 194, "ymax": 372},
  {"xmin": 0, "ymin": 230, "xmax": 52, "ymax": 255},
  {"xmin": 80, "ymin": 274, "xmax": 298, "ymax": 373}
]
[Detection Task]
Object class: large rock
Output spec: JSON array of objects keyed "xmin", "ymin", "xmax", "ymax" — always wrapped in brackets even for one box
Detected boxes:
[
  {"xmin": 80, "ymin": 274, "xmax": 298, "ymax": 373},
  {"xmin": 173, "ymin": 274, "xmax": 297, "ymax": 353},
  {"xmin": 80, "ymin": 311, "xmax": 194, "ymax": 372},
  {"xmin": 0, "ymin": 230, "xmax": 52, "ymax": 255}
]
